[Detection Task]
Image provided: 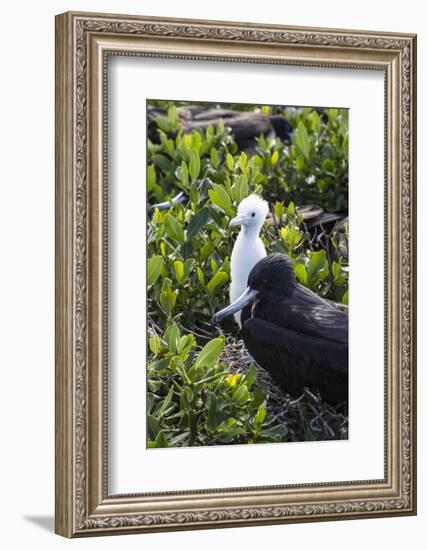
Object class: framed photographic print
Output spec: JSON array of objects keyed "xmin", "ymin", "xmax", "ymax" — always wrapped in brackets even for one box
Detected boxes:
[{"xmin": 55, "ymin": 11, "xmax": 417, "ymax": 537}]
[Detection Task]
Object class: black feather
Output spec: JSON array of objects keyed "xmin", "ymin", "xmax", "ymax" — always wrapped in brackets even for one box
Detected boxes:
[{"xmin": 240, "ymin": 253, "xmax": 348, "ymax": 403}]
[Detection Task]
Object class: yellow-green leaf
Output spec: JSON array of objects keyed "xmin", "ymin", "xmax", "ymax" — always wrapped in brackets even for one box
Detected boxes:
[
  {"xmin": 173, "ymin": 260, "xmax": 184, "ymax": 282},
  {"xmin": 226, "ymin": 153, "xmax": 234, "ymax": 171},
  {"xmin": 147, "ymin": 255, "xmax": 163, "ymax": 285},
  {"xmin": 189, "ymin": 150, "xmax": 201, "ymax": 181},
  {"xmin": 342, "ymin": 290, "xmax": 349, "ymax": 305},
  {"xmin": 271, "ymin": 150, "xmax": 279, "ymax": 165},
  {"xmin": 167, "ymin": 104, "xmax": 178, "ymax": 128},
  {"xmin": 195, "ymin": 337, "xmax": 224, "ymax": 369},
  {"xmin": 149, "ymin": 334, "xmax": 161, "ymax": 355},
  {"xmin": 239, "ymin": 152, "xmax": 248, "ymax": 171},
  {"xmin": 255, "ymin": 405, "xmax": 267, "ymax": 425},
  {"xmin": 294, "ymin": 263, "xmax": 307, "ymax": 285},
  {"xmin": 196, "ymin": 267, "xmax": 205, "ymax": 286}
]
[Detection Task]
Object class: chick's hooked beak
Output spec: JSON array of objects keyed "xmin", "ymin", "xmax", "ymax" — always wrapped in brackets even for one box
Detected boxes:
[
  {"xmin": 212, "ymin": 287, "xmax": 258, "ymax": 326},
  {"xmin": 229, "ymin": 213, "xmax": 249, "ymax": 228}
]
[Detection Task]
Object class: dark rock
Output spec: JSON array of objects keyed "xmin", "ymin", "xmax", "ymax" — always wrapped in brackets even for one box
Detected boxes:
[{"xmin": 147, "ymin": 104, "xmax": 293, "ymax": 151}]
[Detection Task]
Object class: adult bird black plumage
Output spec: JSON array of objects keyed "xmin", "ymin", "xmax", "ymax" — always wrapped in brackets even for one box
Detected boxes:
[{"xmin": 212, "ymin": 253, "xmax": 348, "ymax": 404}]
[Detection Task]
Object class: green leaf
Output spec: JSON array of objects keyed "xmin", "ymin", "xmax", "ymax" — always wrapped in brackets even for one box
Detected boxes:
[
  {"xmin": 147, "ymin": 164, "xmax": 156, "ymax": 191},
  {"xmin": 307, "ymin": 250, "xmax": 329, "ymax": 285},
  {"xmin": 152, "ymin": 153, "xmax": 173, "ymax": 173},
  {"xmin": 159, "ymin": 131, "xmax": 175, "ymax": 157},
  {"xmin": 339, "ymin": 110, "xmax": 349, "ymax": 136},
  {"xmin": 183, "ymin": 258, "xmax": 196, "ymax": 279},
  {"xmin": 271, "ymin": 150, "xmax": 279, "ymax": 165},
  {"xmin": 255, "ymin": 405, "xmax": 267, "ymax": 426},
  {"xmin": 160, "ymin": 280, "xmax": 178, "ymax": 315},
  {"xmin": 150, "ymin": 358, "xmax": 169, "ymax": 373},
  {"xmin": 164, "ymin": 322, "xmax": 180, "ymax": 352},
  {"xmin": 310, "ymin": 110, "xmax": 321, "ymax": 133},
  {"xmin": 189, "ymin": 150, "xmax": 201, "ymax": 182},
  {"xmin": 192, "ymin": 132, "xmax": 202, "ymax": 154},
  {"xmin": 200, "ymin": 242, "xmax": 214, "ymax": 261},
  {"xmin": 294, "ymin": 121, "xmax": 310, "ymax": 160},
  {"xmin": 295, "ymin": 155, "xmax": 305, "ymax": 172},
  {"xmin": 254, "ymin": 155, "xmax": 263, "ymax": 168},
  {"xmin": 294, "ymin": 263, "xmax": 307, "ymax": 285},
  {"xmin": 243, "ymin": 364, "xmax": 257, "ymax": 390},
  {"xmin": 159, "ymin": 290, "xmax": 177, "ymax": 315},
  {"xmin": 196, "ymin": 267, "xmax": 205, "ymax": 286},
  {"xmin": 235, "ymin": 174, "xmax": 248, "ymax": 202},
  {"xmin": 329, "ymin": 108, "xmax": 338, "ymax": 122},
  {"xmin": 173, "ymin": 260, "xmax": 184, "ymax": 282},
  {"xmin": 180, "ymin": 161, "xmax": 189, "ymax": 188},
  {"xmin": 195, "ymin": 337, "xmax": 224, "ymax": 369},
  {"xmin": 208, "ymin": 184, "xmax": 235, "ymax": 217},
  {"xmin": 155, "ymin": 117, "xmax": 171, "ymax": 133},
  {"xmin": 158, "ymin": 386, "xmax": 175, "ymax": 418},
  {"xmin": 252, "ymin": 387, "xmax": 266, "ymax": 409},
  {"xmin": 181, "ymin": 133, "xmax": 193, "ymax": 150},
  {"xmin": 274, "ymin": 201, "xmax": 285, "ymax": 221},
  {"xmin": 342, "ymin": 290, "xmax": 349, "ymax": 305},
  {"xmin": 187, "ymin": 207, "xmax": 210, "ymax": 240},
  {"xmin": 316, "ymin": 178, "xmax": 328, "ymax": 192},
  {"xmin": 210, "ymin": 258, "xmax": 218, "ymax": 274},
  {"xmin": 167, "ymin": 104, "xmax": 179, "ymax": 128},
  {"xmin": 164, "ymin": 214, "xmax": 184, "ymax": 243},
  {"xmin": 206, "ymin": 393, "xmax": 218, "ymax": 431},
  {"xmin": 233, "ymin": 385, "xmax": 250, "ymax": 405},
  {"xmin": 149, "ymin": 334, "xmax": 161, "ymax": 355},
  {"xmin": 210, "ymin": 147, "xmax": 219, "ymax": 168},
  {"xmin": 176, "ymin": 333, "xmax": 195, "ymax": 358},
  {"xmin": 147, "ymin": 255, "xmax": 163, "ymax": 285},
  {"xmin": 226, "ymin": 153, "xmax": 234, "ymax": 171},
  {"xmin": 207, "ymin": 270, "xmax": 229, "ymax": 296},
  {"xmin": 332, "ymin": 259, "xmax": 343, "ymax": 279},
  {"xmin": 322, "ymin": 159, "xmax": 334, "ymax": 172},
  {"xmin": 147, "ymin": 414, "xmax": 161, "ymax": 440},
  {"xmin": 150, "ymin": 430, "xmax": 169, "ymax": 448},
  {"xmin": 239, "ymin": 152, "xmax": 248, "ymax": 171}
]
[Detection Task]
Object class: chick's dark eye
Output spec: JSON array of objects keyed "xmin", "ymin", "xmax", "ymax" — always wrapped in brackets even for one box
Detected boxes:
[{"xmin": 251, "ymin": 212, "xmax": 256, "ymax": 217}]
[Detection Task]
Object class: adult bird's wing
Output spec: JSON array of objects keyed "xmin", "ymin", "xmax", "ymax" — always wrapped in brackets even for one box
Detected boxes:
[
  {"xmin": 284, "ymin": 304, "xmax": 348, "ymax": 345},
  {"xmin": 260, "ymin": 282, "xmax": 349, "ymax": 345},
  {"xmin": 242, "ymin": 318, "xmax": 348, "ymax": 403}
]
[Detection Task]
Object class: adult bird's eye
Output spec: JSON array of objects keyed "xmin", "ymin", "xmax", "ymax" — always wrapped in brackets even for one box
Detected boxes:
[{"xmin": 251, "ymin": 212, "xmax": 256, "ymax": 217}]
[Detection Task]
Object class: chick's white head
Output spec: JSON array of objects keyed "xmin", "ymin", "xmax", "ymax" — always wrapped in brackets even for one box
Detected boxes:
[{"xmin": 230, "ymin": 194, "xmax": 269, "ymax": 232}]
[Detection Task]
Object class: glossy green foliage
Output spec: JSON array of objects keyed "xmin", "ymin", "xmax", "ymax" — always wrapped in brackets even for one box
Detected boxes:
[
  {"xmin": 147, "ymin": 325, "xmax": 287, "ymax": 447},
  {"xmin": 147, "ymin": 102, "xmax": 349, "ymax": 446}
]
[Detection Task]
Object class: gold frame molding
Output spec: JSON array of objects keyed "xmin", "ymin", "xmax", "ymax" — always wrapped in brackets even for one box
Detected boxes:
[{"xmin": 55, "ymin": 11, "xmax": 417, "ymax": 538}]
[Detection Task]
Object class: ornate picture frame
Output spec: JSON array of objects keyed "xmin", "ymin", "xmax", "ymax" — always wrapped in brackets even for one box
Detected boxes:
[{"xmin": 55, "ymin": 11, "xmax": 417, "ymax": 537}]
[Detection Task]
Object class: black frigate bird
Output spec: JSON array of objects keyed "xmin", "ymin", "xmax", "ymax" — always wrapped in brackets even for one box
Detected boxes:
[{"xmin": 212, "ymin": 253, "xmax": 348, "ymax": 404}]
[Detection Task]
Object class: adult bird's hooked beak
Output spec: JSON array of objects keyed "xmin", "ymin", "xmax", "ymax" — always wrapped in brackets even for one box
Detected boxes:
[
  {"xmin": 229, "ymin": 214, "xmax": 249, "ymax": 228},
  {"xmin": 212, "ymin": 287, "xmax": 259, "ymax": 326}
]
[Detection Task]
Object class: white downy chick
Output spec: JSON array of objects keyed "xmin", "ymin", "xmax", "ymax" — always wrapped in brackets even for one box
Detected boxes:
[{"xmin": 229, "ymin": 194, "xmax": 269, "ymax": 327}]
